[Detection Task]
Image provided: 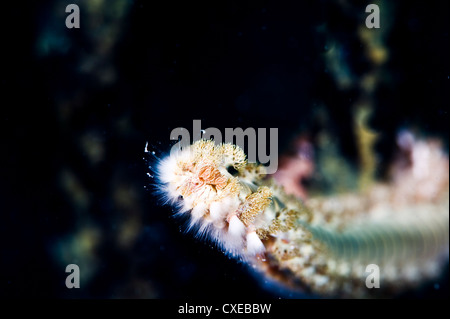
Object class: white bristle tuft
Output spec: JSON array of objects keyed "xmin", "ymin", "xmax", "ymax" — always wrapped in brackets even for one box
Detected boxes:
[
  {"xmin": 209, "ymin": 201, "xmax": 226, "ymax": 222},
  {"xmin": 246, "ymin": 231, "xmax": 265, "ymax": 255},
  {"xmin": 228, "ymin": 215, "xmax": 246, "ymax": 238},
  {"xmin": 191, "ymin": 202, "xmax": 207, "ymax": 223},
  {"xmin": 157, "ymin": 155, "xmax": 178, "ymax": 184}
]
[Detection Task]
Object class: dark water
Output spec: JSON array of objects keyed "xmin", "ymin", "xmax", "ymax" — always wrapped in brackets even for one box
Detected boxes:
[{"xmin": 0, "ymin": 0, "xmax": 448, "ymax": 298}]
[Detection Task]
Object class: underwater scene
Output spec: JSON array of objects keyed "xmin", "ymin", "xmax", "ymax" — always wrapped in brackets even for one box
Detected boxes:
[{"xmin": 1, "ymin": 0, "xmax": 448, "ymax": 301}]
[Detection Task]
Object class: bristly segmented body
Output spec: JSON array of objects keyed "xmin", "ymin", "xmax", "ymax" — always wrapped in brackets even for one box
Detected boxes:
[{"xmin": 155, "ymin": 138, "xmax": 449, "ymax": 298}]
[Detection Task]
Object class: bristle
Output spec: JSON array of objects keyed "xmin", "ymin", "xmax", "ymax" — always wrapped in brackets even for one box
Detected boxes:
[
  {"xmin": 228, "ymin": 215, "xmax": 246, "ymax": 238},
  {"xmin": 189, "ymin": 202, "xmax": 207, "ymax": 227},
  {"xmin": 246, "ymin": 231, "xmax": 265, "ymax": 255},
  {"xmin": 209, "ymin": 201, "xmax": 227, "ymax": 223}
]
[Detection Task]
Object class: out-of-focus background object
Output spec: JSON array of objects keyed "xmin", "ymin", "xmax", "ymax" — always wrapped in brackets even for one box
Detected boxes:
[{"xmin": 0, "ymin": 0, "xmax": 448, "ymax": 298}]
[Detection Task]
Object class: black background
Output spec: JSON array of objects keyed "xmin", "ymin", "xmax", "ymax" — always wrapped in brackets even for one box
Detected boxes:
[{"xmin": 0, "ymin": 0, "xmax": 448, "ymax": 298}]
